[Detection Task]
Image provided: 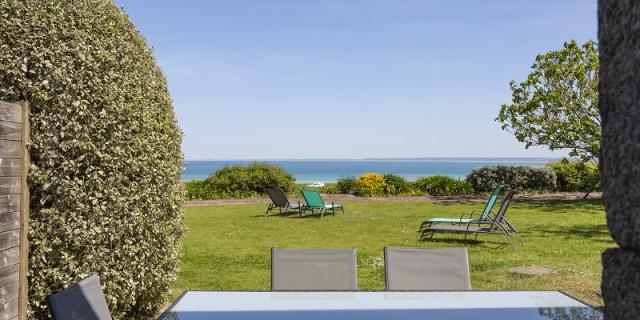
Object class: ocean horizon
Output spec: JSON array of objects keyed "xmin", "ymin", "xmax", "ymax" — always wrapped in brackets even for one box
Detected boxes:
[{"xmin": 182, "ymin": 157, "xmax": 560, "ymax": 183}]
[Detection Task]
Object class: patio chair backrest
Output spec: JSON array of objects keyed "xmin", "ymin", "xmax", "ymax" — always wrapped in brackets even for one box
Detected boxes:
[
  {"xmin": 301, "ymin": 190, "xmax": 324, "ymax": 208},
  {"xmin": 47, "ymin": 273, "xmax": 113, "ymax": 320},
  {"xmin": 479, "ymin": 184, "xmax": 505, "ymax": 220},
  {"xmin": 489, "ymin": 192, "xmax": 515, "ymax": 231},
  {"xmin": 266, "ymin": 188, "xmax": 290, "ymax": 207},
  {"xmin": 271, "ymin": 248, "xmax": 357, "ymax": 290},
  {"xmin": 384, "ymin": 247, "xmax": 471, "ymax": 290}
]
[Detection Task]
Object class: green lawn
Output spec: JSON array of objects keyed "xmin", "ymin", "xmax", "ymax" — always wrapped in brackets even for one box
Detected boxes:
[{"xmin": 173, "ymin": 199, "xmax": 611, "ymax": 306}]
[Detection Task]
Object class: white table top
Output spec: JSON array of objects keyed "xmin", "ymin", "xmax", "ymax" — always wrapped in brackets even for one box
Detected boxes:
[{"xmin": 160, "ymin": 291, "xmax": 602, "ymax": 320}]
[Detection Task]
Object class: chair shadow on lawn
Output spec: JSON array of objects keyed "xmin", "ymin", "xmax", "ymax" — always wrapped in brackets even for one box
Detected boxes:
[
  {"xmin": 420, "ymin": 235, "xmax": 512, "ymax": 251},
  {"xmin": 250, "ymin": 212, "xmax": 330, "ymax": 219}
]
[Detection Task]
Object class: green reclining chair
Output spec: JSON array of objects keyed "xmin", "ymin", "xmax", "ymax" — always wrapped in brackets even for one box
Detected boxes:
[
  {"xmin": 418, "ymin": 184, "xmax": 505, "ymax": 232},
  {"xmin": 300, "ymin": 189, "xmax": 343, "ymax": 218}
]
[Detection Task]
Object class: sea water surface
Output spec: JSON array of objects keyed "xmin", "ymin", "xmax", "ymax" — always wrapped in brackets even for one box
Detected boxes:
[{"xmin": 182, "ymin": 158, "xmax": 557, "ymax": 183}]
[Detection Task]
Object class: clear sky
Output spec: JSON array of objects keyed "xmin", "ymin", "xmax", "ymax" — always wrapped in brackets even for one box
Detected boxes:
[{"xmin": 115, "ymin": 0, "xmax": 596, "ymax": 160}]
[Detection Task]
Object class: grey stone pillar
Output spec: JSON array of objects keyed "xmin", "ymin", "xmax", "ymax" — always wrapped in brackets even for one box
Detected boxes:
[{"xmin": 599, "ymin": 0, "xmax": 640, "ymax": 319}]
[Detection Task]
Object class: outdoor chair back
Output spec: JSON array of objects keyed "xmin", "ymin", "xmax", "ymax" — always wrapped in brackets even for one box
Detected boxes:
[
  {"xmin": 479, "ymin": 184, "xmax": 505, "ymax": 220},
  {"xmin": 301, "ymin": 189, "xmax": 324, "ymax": 208},
  {"xmin": 489, "ymin": 192, "xmax": 515, "ymax": 231},
  {"xmin": 271, "ymin": 248, "xmax": 357, "ymax": 290},
  {"xmin": 384, "ymin": 247, "xmax": 471, "ymax": 290},
  {"xmin": 47, "ymin": 273, "xmax": 113, "ymax": 320},
  {"xmin": 266, "ymin": 188, "xmax": 290, "ymax": 207}
]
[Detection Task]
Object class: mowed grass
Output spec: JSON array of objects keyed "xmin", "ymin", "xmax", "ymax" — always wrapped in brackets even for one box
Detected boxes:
[{"xmin": 173, "ymin": 199, "xmax": 611, "ymax": 306}]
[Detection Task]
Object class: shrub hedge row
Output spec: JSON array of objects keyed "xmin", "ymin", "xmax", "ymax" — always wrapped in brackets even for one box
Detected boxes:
[
  {"xmin": 186, "ymin": 160, "xmax": 599, "ymax": 200},
  {"xmin": 466, "ymin": 165, "xmax": 557, "ymax": 193},
  {"xmin": 414, "ymin": 176, "xmax": 474, "ymax": 196},
  {"xmin": 185, "ymin": 163, "xmax": 296, "ymax": 200},
  {"xmin": 1, "ymin": 1, "xmax": 184, "ymax": 318},
  {"xmin": 545, "ymin": 159, "xmax": 600, "ymax": 193}
]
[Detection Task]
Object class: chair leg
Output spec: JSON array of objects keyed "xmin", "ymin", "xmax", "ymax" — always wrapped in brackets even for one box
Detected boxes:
[
  {"xmin": 265, "ymin": 204, "xmax": 273, "ymax": 216},
  {"xmin": 501, "ymin": 233, "xmax": 517, "ymax": 251},
  {"xmin": 497, "ymin": 225, "xmax": 517, "ymax": 251},
  {"xmin": 514, "ymin": 233, "xmax": 525, "ymax": 246}
]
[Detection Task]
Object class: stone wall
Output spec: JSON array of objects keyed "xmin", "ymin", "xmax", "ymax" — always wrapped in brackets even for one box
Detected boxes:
[{"xmin": 598, "ymin": 0, "xmax": 640, "ymax": 318}]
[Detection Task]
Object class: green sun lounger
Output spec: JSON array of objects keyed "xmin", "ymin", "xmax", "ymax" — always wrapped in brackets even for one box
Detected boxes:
[
  {"xmin": 420, "ymin": 192, "xmax": 521, "ymax": 251},
  {"xmin": 418, "ymin": 184, "xmax": 505, "ymax": 231},
  {"xmin": 300, "ymin": 189, "xmax": 343, "ymax": 218}
]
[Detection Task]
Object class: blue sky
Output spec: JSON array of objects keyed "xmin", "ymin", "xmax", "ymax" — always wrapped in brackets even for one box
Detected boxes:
[{"xmin": 115, "ymin": 1, "xmax": 597, "ymax": 160}]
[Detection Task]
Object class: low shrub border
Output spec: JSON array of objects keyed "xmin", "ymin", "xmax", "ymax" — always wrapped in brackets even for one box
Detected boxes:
[{"xmin": 185, "ymin": 161, "xmax": 599, "ymax": 200}]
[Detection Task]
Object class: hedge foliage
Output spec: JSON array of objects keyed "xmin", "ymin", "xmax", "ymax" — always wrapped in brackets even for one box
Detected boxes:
[
  {"xmin": 413, "ymin": 176, "xmax": 474, "ymax": 196},
  {"xmin": 382, "ymin": 174, "xmax": 412, "ymax": 195},
  {"xmin": 186, "ymin": 162, "xmax": 596, "ymax": 200},
  {"xmin": 466, "ymin": 166, "xmax": 556, "ymax": 193},
  {"xmin": 335, "ymin": 176, "xmax": 358, "ymax": 194},
  {"xmin": 546, "ymin": 159, "xmax": 600, "ymax": 192},
  {"xmin": 354, "ymin": 173, "xmax": 386, "ymax": 196},
  {"xmin": 0, "ymin": 1, "xmax": 184, "ymax": 318},
  {"xmin": 185, "ymin": 163, "xmax": 296, "ymax": 200}
]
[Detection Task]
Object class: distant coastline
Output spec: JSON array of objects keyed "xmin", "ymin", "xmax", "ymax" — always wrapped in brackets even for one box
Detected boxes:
[{"xmin": 182, "ymin": 157, "xmax": 561, "ymax": 182}]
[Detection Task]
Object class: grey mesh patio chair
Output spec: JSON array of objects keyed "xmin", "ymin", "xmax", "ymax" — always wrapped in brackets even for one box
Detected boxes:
[
  {"xmin": 271, "ymin": 248, "xmax": 357, "ymax": 290},
  {"xmin": 265, "ymin": 188, "xmax": 303, "ymax": 216},
  {"xmin": 47, "ymin": 273, "xmax": 113, "ymax": 320},
  {"xmin": 384, "ymin": 247, "xmax": 471, "ymax": 290},
  {"xmin": 421, "ymin": 192, "xmax": 522, "ymax": 250}
]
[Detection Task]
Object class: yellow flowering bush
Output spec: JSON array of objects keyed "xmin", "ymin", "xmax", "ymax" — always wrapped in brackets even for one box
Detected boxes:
[{"xmin": 355, "ymin": 173, "xmax": 386, "ymax": 196}]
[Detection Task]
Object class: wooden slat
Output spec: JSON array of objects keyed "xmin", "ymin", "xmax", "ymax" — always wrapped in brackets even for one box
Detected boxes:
[
  {"xmin": 0, "ymin": 123, "xmax": 20, "ymax": 142},
  {"xmin": 0, "ymin": 283, "xmax": 18, "ymax": 305},
  {"xmin": 0, "ymin": 103, "xmax": 21, "ymax": 124},
  {"xmin": 17, "ymin": 101, "xmax": 27, "ymax": 320},
  {"xmin": 0, "ymin": 159, "xmax": 20, "ymax": 178},
  {"xmin": 0, "ymin": 248, "xmax": 18, "ymax": 270},
  {"xmin": 0, "ymin": 232, "xmax": 19, "ymax": 252},
  {"xmin": 0, "ymin": 142, "xmax": 19, "ymax": 159},
  {"xmin": 0, "ymin": 265, "xmax": 18, "ymax": 289},
  {"xmin": 0, "ymin": 196, "xmax": 19, "ymax": 215},
  {"xmin": 0, "ymin": 178, "xmax": 19, "ymax": 196},
  {"xmin": 0, "ymin": 298, "xmax": 18, "ymax": 320},
  {"xmin": 0, "ymin": 213, "xmax": 19, "ymax": 234}
]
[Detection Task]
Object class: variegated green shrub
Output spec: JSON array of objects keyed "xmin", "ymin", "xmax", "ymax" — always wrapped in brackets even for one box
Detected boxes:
[{"xmin": 0, "ymin": 0, "xmax": 184, "ymax": 318}]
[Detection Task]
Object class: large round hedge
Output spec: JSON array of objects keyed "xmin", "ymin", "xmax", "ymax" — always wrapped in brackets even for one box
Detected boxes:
[{"xmin": 0, "ymin": 1, "xmax": 184, "ymax": 318}]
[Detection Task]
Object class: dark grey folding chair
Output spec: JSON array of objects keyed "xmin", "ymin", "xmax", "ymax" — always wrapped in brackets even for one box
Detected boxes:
[
  {"xmin": 47, "ymin": 273, "xmax": 113, "ymax": 320},
  {"xmin": 421, "ymin": 192, "xmax": 522, "ymax": 250},
  {"xmin": 271, "ymin": 248, "xmax": 358, "ymax": 290},
  {"xmin": 265, "ymin": 188, "xmax": 303, "ymax": 216},
  {"xmin": 384, "ymin": 247, "xmax": 471, "ymax": 290}
]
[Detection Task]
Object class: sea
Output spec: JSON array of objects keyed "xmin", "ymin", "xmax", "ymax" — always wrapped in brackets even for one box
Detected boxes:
[{"xmin": 182, "ymin": 158, "xmax": 558, "ymax": 183}]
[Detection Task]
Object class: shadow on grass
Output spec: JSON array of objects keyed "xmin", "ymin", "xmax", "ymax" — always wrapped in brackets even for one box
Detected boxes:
[
  {"xmin": 419, "ymin": 234, "xmax": 513, "ymax": 250},
  {"xmin": 514, "ymin": 199, "xmax": 604, "ymax": 214},
  {"xmin": 527, "ymin": 224, "xmax": 611, "ymax": 241},
  {"xmin": 252, "ymin": 212, "xmax": 335, "ymax": 219}
]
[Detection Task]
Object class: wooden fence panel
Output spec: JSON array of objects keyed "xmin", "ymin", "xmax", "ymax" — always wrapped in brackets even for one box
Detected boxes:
[{"xmin": 0, "ymin": 101, "xmax": 28, "ymax": 320}]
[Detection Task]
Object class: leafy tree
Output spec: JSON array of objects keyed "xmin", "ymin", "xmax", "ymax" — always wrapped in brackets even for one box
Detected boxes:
[{"xmin": 497, "ymin": 40, "xmax": 600, "ymax": 162}]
